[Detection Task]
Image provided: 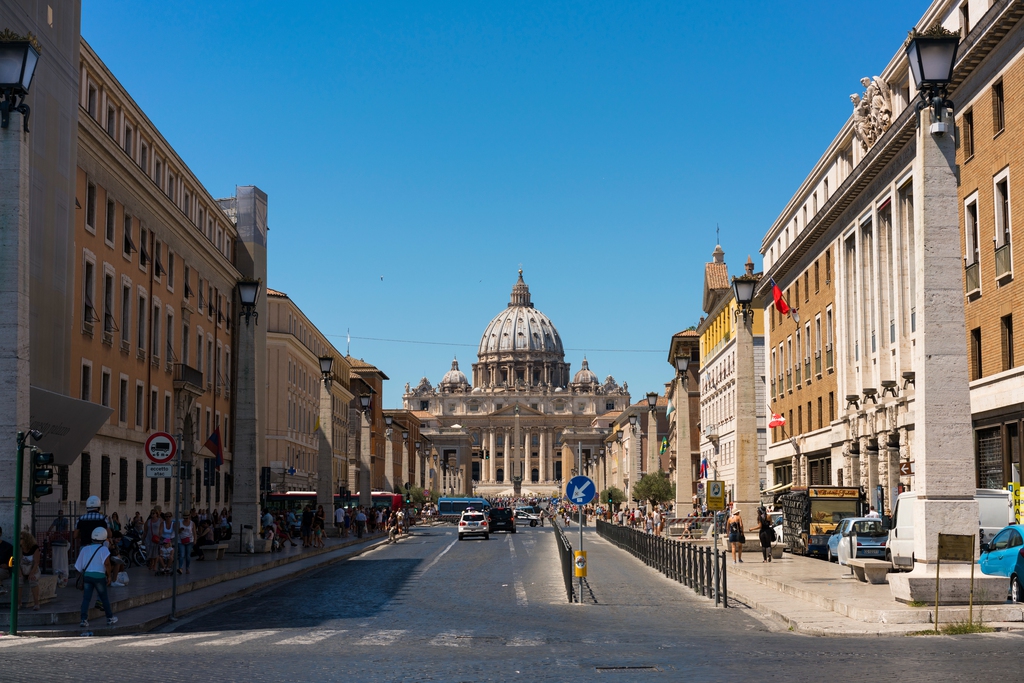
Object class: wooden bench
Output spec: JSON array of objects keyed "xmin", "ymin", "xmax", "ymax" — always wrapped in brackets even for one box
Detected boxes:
[{"xmin": 847, "ymin": 558, "xmax": 890, "ymax": 584}]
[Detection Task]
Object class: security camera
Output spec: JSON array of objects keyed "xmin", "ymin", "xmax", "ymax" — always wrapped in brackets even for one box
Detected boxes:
[{"xmin": 930, "ymin": 122, "xmax": 951, "ymax": 136}]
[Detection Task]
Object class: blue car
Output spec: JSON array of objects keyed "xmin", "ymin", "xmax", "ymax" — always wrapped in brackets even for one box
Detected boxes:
[
  {"xmin": 979, "ymin": 524, "xmax": 1024, "ymax": 601},
  {"xmin": 826, "ymin": 517, "xmax": 888, "ymax": 564}
]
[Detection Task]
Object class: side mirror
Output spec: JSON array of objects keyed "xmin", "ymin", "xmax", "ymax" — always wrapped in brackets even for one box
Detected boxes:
[{"xmin": 980, "ymin": 542, "xmax": 990, "ymax": 553}]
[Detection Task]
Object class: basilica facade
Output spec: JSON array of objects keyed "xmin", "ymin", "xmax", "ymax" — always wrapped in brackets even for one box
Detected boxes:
[{"xmin": 403, "ymin": 272, "xmax": 630, "ymax": 495}]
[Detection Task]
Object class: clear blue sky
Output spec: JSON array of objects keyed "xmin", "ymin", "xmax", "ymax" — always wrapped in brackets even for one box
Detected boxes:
[{"xmin": 83, "ymin": 1, "xmax": 924, "ymax": 408}]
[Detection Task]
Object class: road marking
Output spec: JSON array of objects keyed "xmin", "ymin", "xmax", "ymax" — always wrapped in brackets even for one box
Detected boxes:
[
  {"xmin": 121, "ymin": 633, "xmax": 215, "ymax": 647},
  {"xmin": 43, "ymin": 637, "xmax": 142, "ymax": 648},
  {"xmin": 508, "ymin": 535, "xmax": 528, "ymax": 606},
  {"xmin": 355, "ymin": 629, "xmax": 406, "ymax": 646},
  {"xmin": 430, "ymin": 630, "xmax": 472, "ymax": 647},
  {"xmin": 275, "ymin": 629, "xmax": 344, "ymax": 645},
  {"xmin": 0, "ymin": 638, "xmax": 34, "ymax": 648},
  {"xmin": 198, "ymin": 630, "xmax": 280, "ymax": 646},
  {"xmin": 421, "ymin": 537, "xmax": 459, "ymax": 574},
  {"xmin": 507, "ymin": 635, "xmax": 544, "ymax": 646}
]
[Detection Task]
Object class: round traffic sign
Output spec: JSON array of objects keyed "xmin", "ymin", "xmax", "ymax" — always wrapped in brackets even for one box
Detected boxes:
[
  {"xmin": 565, "ymin": 475, "xmax": 596, "ymax": 505},
  {"xmin": 145, "ymin": 432, "xmax": 177, "ymax": 463}
]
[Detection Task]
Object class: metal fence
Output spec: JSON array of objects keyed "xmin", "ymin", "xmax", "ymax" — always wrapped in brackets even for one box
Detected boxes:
[
  {"xmin": 596, "ymin": 519, "xmax": 728, "ymax": 607},
  {"xmin": 552, "ymin": 519, "xmax": 575, "ymax": 603}
]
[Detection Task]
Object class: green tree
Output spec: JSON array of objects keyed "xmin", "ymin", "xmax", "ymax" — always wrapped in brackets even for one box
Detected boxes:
[
  {"xmin": 632, "ymin": 470, "xmax": 675, "ymax": 505},
  {"xmin": 599, "ymin": 486, "xmax": 626, "ymax": 508},
  {"xmin": 407, "ymin": 485, "xmax": 429, "ymax": 508}
]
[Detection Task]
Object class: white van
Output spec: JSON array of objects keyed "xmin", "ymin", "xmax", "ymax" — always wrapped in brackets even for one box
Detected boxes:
[{"xmin": 887, "ymin": 489, "xmax": 1013, "ymax": 569}]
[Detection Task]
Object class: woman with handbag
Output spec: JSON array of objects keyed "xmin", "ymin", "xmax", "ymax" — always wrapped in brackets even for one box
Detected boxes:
[
  {"xmin": 145, "ymin": 507, "xmax": 162, "ymax": 573},
  {"xmin": 74, "ymin": 527, "xmax": 116, "ymax": 628},
  {"xmin": 750, "ymin": 506, "xmax": 775, "ymax": 563},
  {"xmin": 727, "ymin": 507, "xmax": 745, "ymax": 564},
  {"xmin": 18, "ymin": 531, "xmax": 41, "ymax": 611}
]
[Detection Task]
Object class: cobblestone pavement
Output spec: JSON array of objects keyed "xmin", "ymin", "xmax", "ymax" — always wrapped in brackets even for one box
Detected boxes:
[{"xmin": 1, "ymin": 525, "xmax": 1021, "ymax": 682}]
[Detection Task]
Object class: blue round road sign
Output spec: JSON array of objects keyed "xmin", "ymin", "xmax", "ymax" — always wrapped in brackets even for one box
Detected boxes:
[{"xmin": 565, "ymin": 475, "xmax": 596, "ymax": 505}]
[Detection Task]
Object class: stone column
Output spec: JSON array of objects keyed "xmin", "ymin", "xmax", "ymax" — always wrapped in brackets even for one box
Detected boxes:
[
  {"xmin": 890, "ymin": 103, "xmax": 991, "ymax": 603},
  {"xmin": 865, "ymin": 437, "xmax": 879, "ymax": 511},
  {"xmin": 539, "ymin": 430, "xmax": 547, "ymax": 483},
  {"xmin": 522, "ymin": 427, "xmax": 530, "ymax": 482},
  {"xmin": 414, "ymin": 445, "xmax": 422, "ymax": 490},
  {"xmin": 502, "ymin": 428, "xmax": 510, "ymax": 483},
  {"xmin": 733, "ymin": 304, "xmax": 761, "ymax": 526},
  {"xmin": 316, "ymin": 380, "xmax": 334, "ymax": 522},
  {"xmin": 791, "ymin": 455, "xmax": 800, "ymax": 486},
  {"xmin": 383, "ymin": 429, "xmax": 394, "ymax": 492},
  {"xmin": 513, "ymin": 414, "xmax": 522, "ymax": 481},
  {"xmin": 674, "ymin": 374, "xmax": 692, "ymax": 514},
  {"xmin": 359, "ymin": 409, "xmax": 372, "ymax": 506},
  {"xmin": 400, "ymin": 438, "xmax": 409, "ymax": 490},
  {"xmin": 0, "ymin": 109, "xmax": 31, "ymax": 535},
  {"xmin": 846, "ymin": 443, "xmax": 859, "ymax": 491},
  {"xmin": 647, "ymin": 404, "xmax": 658, "ymax": 475}
]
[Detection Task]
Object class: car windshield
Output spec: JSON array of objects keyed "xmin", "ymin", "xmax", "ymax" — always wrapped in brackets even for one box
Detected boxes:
[
  {"xmin": 850, "ymin": 520, "xmax": 886, "ymax": 537},
  {"xmin": 464, "ymin": 514, "xmax": 485, "ymax": 522}
]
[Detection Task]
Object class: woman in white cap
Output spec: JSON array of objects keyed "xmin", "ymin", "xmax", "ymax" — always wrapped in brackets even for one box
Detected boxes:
[{"xmin": 74, "ymin": 527, "xmax": 117, "ymax": 629}]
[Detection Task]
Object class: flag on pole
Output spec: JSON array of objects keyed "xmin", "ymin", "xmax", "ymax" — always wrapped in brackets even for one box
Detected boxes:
[
  {"xmin": 699, "ymin": 458, "xmax": 709, "ymax": 479},
  {"xmin": 313, "ymin": 415, "xmax": 320, "ymax": 433},
  {"xmin": 769, "ymin": 413, "xmax": 786, "ymax": 429},
  {"xmin": 660, "ymin": 437, "xmax": 669, "ymax": 455},
  {"xmin": 665, "ymin": 399, "xmax": 674, "ymax": 417},
  {"xmin": 770, "ymin": 278, "xmax": 790, "ymax": 316},
  {"xmin": 203, "ymin": 427, "xmax": 224, "ymax": 470}
]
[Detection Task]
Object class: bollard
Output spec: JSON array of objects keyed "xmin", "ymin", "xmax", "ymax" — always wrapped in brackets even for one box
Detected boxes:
[{"xmin": 721, "ymin": 549, "xmax": 729, "ymax": 608}]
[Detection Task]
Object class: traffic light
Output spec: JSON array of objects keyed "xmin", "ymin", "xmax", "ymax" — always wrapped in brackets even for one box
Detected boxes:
[
  {"xmin": 260, "ymin": 466, "xmax": 272, "ymax": 492},
  {"xmin": 30, "ymin": 450, "xmax": 54, "ymax": 502},
  {"xmin": 608, "ymin": 494, "xmax": 613, "ymax": 506}
]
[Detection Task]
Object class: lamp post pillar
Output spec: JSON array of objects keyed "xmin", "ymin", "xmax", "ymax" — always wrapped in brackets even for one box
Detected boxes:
[
  {"xmin": 316, "ymin": 380, "xmax": 334, "ymax": 525},
  {"xmin": 647, "ymin": 404, "xmax": 658, "ymax": 476},
  {"xmin": 383, "ymin": 430, "xmax": 394, "ymax": 492},
  {"xmin": 734, "ymin": 304, "xmax": 761, "ymax": 529},
  {"xmin": 359, "ymin": 409, "xmax": 372, "ymax": 507},
  {"xmin": 502, "ymin": 428, "xmax": 510, "ymax": 485},
  {"xmin": 0, "ymin": 109, "xmax": 31, "ymax": 537},
  {"xmin": 401, "ymin": 439, "xmax": 409, "ymax": 489},
  {"xmin": 889, "ymin": 103, "xmax": 997, "ymax": 602},
  {"xmin": 675, "ymin": 373, "xmax": 693, "ymax": 515}
]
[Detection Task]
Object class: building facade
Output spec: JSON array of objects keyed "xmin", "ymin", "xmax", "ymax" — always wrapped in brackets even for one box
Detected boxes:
[
  {"xmin": 757, "ymin": 0, "xmax": 1024, "ymax": 513},
  {"xmin": 403, "ymin": 271, "xmax": 631, "ymax": 495}
]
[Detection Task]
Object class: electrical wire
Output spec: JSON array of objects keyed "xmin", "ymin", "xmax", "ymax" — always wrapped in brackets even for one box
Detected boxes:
[{"xmin": 325, "ymin": 333, "xmax": 662, "ymax": 353}]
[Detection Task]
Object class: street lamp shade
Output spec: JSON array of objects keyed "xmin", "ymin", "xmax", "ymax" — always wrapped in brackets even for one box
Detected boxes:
[
  {"xmin": 732, "ymin": 276, "xmax": 756, "ymax": 306},
  {"xmin": 674, "ymin": 355, "xmax": 690, "ymax": 373},
  {"xmin": 402, "ymin": 430, "xmax": 409, "ymax": 441},
  {"xmin": 646, "ymin": 391, "xmax": 658, "ymax": 408},
  {"xmin": 318, "ymin": 355, "xmax": 334, "ymax": 377},
  {"xmin": 628, "ymin": 413, "xmax": 638, "ymax": 427},
  {"xmin": 599, "ymin": 448, "xmax": 605, "ymax": 456},
  {"xmin": 236, "ymin": 279, "xmax": 260, "ymax": 307},
  {"xmin": 0, "ymin": 36, "xmax": 40, "ymax": 93},
  {"xmin": 384, "ymin": 415, "xmax": 393, "ymax": 427},
  {"xmin": 359, "ymin": 394, "xmax": 371, "ymax": 409},
  {"xmin": 905, "ymin": 27, "xmax": 959, "ymax": 91}
]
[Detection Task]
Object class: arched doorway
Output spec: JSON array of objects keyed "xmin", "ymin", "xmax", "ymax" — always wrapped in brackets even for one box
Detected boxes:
[
  {"xmin": 531, "ymin": 468, "xmax": 539, "ymax": 482},
  {"xmin": 497, "ymin": 468, "xmax": 504, "ymax": 483}
]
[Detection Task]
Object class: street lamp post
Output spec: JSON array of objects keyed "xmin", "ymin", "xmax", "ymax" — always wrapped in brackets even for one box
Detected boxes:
[
  {"xmin": 401, "ymin": 430, "xmax": 409, "ymax": 495},
  {"xmin": 888, "ymin": 27, "xmax": 997, "ymax": 603},
  {"xmin": 628, "ymin": 413, "xmax": 639, "ymax": 502},
  {"xmin": 316, "ymin": 356, "xmax": 335, "ymax": 526},
  {"xmin": 731, "ymin": 262, "xmax": 761, "ymax": 530},
  {"xmin": 646, "ymin": 391, "xmax": 659, "ymax": 478},
  {"xmin": 414, "ymin": 440, "xmax": 422, "ymax": 489},
  {"xmin": 0, "ymin": 31, "xmax": 40, "ymax": 634},
  {"xmin": 384, "ymin": 414, "xmax": 394, "ymax": 492},
  {"xmin": 358, "ymin": 394, "xmax": 372, "ymax": 507}
]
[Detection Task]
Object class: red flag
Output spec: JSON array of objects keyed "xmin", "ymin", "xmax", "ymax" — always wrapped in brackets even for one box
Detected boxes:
[
  {"xmin": 769, "ymin": 413, "xmax": 786, "ymax": 429},
  {"xmin": 203, "ymin": 427, "xmax": 224, "ymax": 470},
  {"xmin": 771, "ymin": 279, "xmax": 790, "ymax": 316}
]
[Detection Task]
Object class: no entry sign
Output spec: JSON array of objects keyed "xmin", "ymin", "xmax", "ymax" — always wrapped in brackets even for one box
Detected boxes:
[{"xmin": 145, "ymin": 432, "xmax": 177, "ymax": 464}]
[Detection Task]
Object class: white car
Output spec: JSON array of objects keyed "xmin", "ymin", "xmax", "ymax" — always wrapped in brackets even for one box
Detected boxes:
[
  {"xmin": 514, "ymin": 508, "xmax": 541, "ymax": 527},
  {"xmin": 458, "ymin": 510, "xmax": 489, "ymax": 540}
]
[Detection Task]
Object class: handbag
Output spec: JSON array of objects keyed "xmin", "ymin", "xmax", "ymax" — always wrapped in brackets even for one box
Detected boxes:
[{"xmin": 75, "ymin": 546, "xmax": 103, "ymax": 591}]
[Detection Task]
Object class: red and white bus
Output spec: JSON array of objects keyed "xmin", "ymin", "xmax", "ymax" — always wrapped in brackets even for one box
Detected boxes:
[{"xmin": 264, "ymin": 491, "xmax": 404, "ymax": 514}]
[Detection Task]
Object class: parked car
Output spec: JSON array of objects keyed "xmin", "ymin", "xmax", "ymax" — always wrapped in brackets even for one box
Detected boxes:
[
  {"xmin": 515, "ymin": 508, "xmax": 540, "ymax": 527},
  {"xmin": 488, "ymin": 507, "xmax": 516, "ymax": 534},
  {"xmin": 769, "ymin": 511, "xmax": 784, "ymax": 549},
  {"xmin": 458, "ymin": 510, "xmax": 489, "ymax": 541},
  {"xmin": 887, "ymin": 489, "xmax": 1013, "ymax": 570},
  {"xmin": 979, "ymin": 524, "xmax": 1024, "ymax": 601},
  {"xmin": 826, "ymin": 517, "xmax": 888, "ymax": 564}
]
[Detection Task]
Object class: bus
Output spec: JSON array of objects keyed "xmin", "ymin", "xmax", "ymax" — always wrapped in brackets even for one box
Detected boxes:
[
  {"xmin": 264, "ymin": 491, "xmax": 405, "ymax": 514},
  {"xmin": 437, "ymin": 497, "xmax": 490, "ymax": 515}
]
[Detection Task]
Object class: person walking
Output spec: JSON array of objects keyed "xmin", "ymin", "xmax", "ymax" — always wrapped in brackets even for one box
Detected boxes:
[
  {"xmin": 18, "ymin": 531, "xmax": 41, "ymax": 611},
  {"xmin": 177, "ymin": 512, "xmax": 196, "ymax": 575},
  {"xmin": 727, "ymin": 507, "xmax": 745, "ymax": 564},
  {"xmin": 750, "ymin": 506, "xmax": 776, "ymax": 563},
  {"xmin": 74, "ymin": 496, "xmax": 108, "ymax": 548},
  {"xmin": 354, "ymin": 507, "xmax": 367, "ymax": 539},
  {"xmin": 145, "ymin": 508, "xmax": 162, "ymax": 572},
  {"xmin": 334, "ymin": 505, "xmax": 345, "ymax": 536},
  {"xmin": 75, "ymin": 527, "xmax": 117, "ymax": 628}
]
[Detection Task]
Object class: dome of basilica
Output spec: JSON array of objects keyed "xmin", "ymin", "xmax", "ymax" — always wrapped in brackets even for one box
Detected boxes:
[
  {"xmin": 572, "ymin": 357, "xmax": 598, "ymax": 385},
  {"xmin": 440, "ymin": 358, "xmax": 470, "ymax": 388},
  {"xmin": 477, "ymin": 271, "xmax": 564, "ymax": 358}
]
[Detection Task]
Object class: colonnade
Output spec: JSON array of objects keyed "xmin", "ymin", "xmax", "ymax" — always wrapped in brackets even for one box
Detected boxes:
[{"xmin": 479, "ymin": 425, "xmax": 561, "ymax": 484}]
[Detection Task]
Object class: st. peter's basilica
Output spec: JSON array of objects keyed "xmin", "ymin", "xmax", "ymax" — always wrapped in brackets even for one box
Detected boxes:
[{"xmin": 403, "ymin": 271, "xmax": 631, "ymax": 496}]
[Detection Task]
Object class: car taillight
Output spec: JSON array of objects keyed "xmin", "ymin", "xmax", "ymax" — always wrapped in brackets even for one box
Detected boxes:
[{"xmin": 460, "ymin": 522, "xmax": 466, "ymax": 526}]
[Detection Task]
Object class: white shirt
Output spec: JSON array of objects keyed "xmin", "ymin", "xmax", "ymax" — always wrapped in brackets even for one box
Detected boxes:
[
  {"xmin": 335, "ymin": 507, "xmax": 345, "ymax": 523},
  {"xmin": 75, "ymin": 543, "xmax": 110, "ymax": 578},
  {"xmin": 866, "ymin": 510, "xmax": 880, "ymax": 518}
]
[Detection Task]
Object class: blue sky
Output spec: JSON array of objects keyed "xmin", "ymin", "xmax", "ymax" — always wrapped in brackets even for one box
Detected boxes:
[{"xmin": 83, "ymin": 1, "xmax": 924, "ymax": 408}]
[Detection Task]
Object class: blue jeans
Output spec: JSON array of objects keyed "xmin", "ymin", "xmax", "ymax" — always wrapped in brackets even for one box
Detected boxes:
[
  {"xmin": 178, "ymin": 542, "xmax": 193, "ymax": 570},
  {"xmin": 81, "ymin": 577, "xmax": 113, "ymax": 621}
]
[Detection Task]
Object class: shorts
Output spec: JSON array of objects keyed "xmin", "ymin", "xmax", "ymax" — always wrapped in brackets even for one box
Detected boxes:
[
  {"xmin": 728, "ymin": 532, "xmax": 741, "ymax": 543},
  {"xmin": 22, "ymin": 573, "xmax": 38, "ymax": 588}
]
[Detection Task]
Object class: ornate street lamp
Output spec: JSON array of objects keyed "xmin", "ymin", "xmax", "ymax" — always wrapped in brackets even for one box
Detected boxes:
[
  {"xmin": 905, "ymin": 25, "xmax": 960, "ymax": 123},
  {"xmin": 359, "ymin": 394, "xmax": 371, "ymax": 412},
  {"xmin": 674, "ymin": 355, "xmax": 690, "ymax": 375},
  {"xmin": 384, "ymin": 414, "xmax": 393, "ymax": 438},
  {"xmin": 319, "ymin": 355, "xmax": 334, "ymax": 387},
  {"xmin": 402, "ymin": 430, "xmax": 409, "ymax": 443},
  {"xmin": 0, "ymin": 30, "xmax": 41, "ymax": 131},
  {"xmin": 236, "ymin": 279, "xmax": 261, "ymax": 326}
]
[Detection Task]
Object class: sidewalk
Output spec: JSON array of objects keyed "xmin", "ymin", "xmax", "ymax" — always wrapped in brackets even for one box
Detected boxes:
[{"xmin": 1, "ymin": 530, "xmax": 390, "ymax": 636}]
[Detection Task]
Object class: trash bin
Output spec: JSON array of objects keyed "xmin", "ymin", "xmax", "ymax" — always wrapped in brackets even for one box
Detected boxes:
[{"xmin": 51, "ymin": 541, "xmax": 69, "ymax": 587}]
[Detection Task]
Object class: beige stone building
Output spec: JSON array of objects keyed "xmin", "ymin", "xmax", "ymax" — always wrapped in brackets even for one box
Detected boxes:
[
  {"xmin": 403, "ymin": 271, "xmax": 631, "ymax": 495},
  {"xmin": 264, "ymin": 289, "xmax": 352, "ymax": 493}
]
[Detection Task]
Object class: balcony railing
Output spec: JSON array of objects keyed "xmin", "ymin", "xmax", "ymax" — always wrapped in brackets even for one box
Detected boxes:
[
  {"xmin": 804, "ymin": 360, "xmax": 811, "ymax": 383},
  {"xmin": 786, "ymin": 371, "xmax": 792, "ymax": 391},
  {"xmin": 825, "ymin": 345, "xmax": 834, "ymax": 370},
  {"xmin": 814, "ymin": 352, "xmax": 822, "ymax": 376},
  {"xmin": 996, "ymin": 243, "xmax": 1012, "ymax": 280},
  {"xmin": 794, "ymin": 366, "xmax": 801, "ymax": 386},
  {"xmin": 770, "ymin": 380, "xmax": 776, "ymax": 400},
  {"xmin": 965, "ymin": 261, "xmax": 980, "ymax": 295},
  {"xmin": 173, "ymin": 363, "xmax": 204, "ymax": 393}
]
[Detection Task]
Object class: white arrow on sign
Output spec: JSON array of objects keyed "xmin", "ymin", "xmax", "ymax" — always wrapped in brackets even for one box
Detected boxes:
[{"xmin": 571, "ymin": 480, "xmax": 592, "ymax": 502}]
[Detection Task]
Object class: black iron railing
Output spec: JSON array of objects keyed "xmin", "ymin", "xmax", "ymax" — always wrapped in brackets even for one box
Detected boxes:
[
  {"xmin": 552, "ymin": 520, "xmax": 575, "ymax": 603},
  {"xmin": 597, "ymin": 519, "xmax": 727, "ymax": 607}
]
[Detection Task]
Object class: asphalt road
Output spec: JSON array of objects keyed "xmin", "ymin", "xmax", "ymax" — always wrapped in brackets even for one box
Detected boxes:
[{"xmin": 1, "ymin": 523, "xmax": 1022, "ymax": 682}]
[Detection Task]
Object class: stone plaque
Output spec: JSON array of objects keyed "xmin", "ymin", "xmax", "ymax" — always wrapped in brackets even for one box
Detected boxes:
[{"xmin": 937, "ymin": 533, "xmax": 974, "ymax": 562}]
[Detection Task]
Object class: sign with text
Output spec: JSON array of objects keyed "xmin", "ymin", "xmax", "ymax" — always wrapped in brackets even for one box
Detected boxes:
[
  {"xmin": 808, "ymin": 487, "xmax": 861, "ymax": 499},
  {"xmin": 937, "ymin": 533, "xmax": 975, "ymax": 562},
  {"xmin": 706, "ymin": 480, "xmax": 725, "ymax": 511},
  {"xmin": 145, "ymin": 464, "xmax": 173, "ymax": 479}
]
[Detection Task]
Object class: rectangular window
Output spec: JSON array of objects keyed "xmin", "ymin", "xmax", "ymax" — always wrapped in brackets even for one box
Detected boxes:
[
  {"xmin": 103, "ymin": 274, "xmax": 114, "ymax": 333},
  {"xmin": 123, "ymin": 214, "xmax": 134, "ymax": 257},
  {"xmin": 797, "ymin": 405, "xmax": 803, "ymax": 433},
  {"xmin": 135, "ymin": 383, "xmax": 144, "ymax": 428},
  {"xmin": 119, "ymin": 378, "xmax": 128, "ymax": 423},
  {"xmin": 86, "ymin": 183, "xmax": 96, "ymax": 230},
  {"xmin": 101, "ymin": 370, "xmax": 111, "ymax": 408},
  {"xmin": 960, "ymin": 1, "xmax": 970, "ymax": 34},
  {"xmin": 828, "ymin": 392, "xmax": 835, "ymax": 422},
  {"xmin": 100, "ymin": 455, "xmax": 110, "ymax": 501},
  {"xmin": 971, "ymin": 327, "xmax": 982, "ymax": 380},
  {"xmin": 140, "ymin": 144, "xmax": 148, "ymax": 174},
  {"xmin": 137, "ymin": 294, "xmax": 147, "ymax": 349},
  {"xmin": 164, "ymin": 476, "xmax": 171, "ymax": 503},
  {"xmin": 167, "ymin": 252, "xmax": 175, "ymax": 289},
  {"xmin": 151, "ymin": 302, "xmax": 161, "ymax": 358},
  {"xmin": 140, "ymin": 227, "xmax": 150, "ymax": 267},
  {"xmin": 136, "ymin": 460, "xmax": 144, "ymax": 502},
  {"xmin": 120, "ymin": 284, "xmax": 131, "ymax": 345},
  {"xmin": 119, "ymin": 457, "xmax": 128, "ymax": 502},
  {"xmin": 164, "ymin": 394, "xmax": 171, "ymax": 432},
  {"xmin": 80, "ymin": 453, "xmax": 91, "ymax": 501},
  {"xmin": 150, "ymin": 388, "xmax": 158, "ymax": 430},
  {"xmin": 167, "ymin": 312, "xmax": 174, "ymax": 362},
  {"xmin": 182, "ymin": 324, "xmax": 189, "ymax": 365},
  {"xmin": 124, "ymin": 125, "xmax": 133, "ymax": 157},
  {"xmin": 817, "ymin": 397, "xmax": 823, "ymax": 428},
  {"xmin": 81, "ymin": 363, "xmax": 91, "ymax": 401},
  {"xmin": 995, "ymin": 176, "xmax": 1011, "ymax": 249},
  {"xmin": 105, "ymin": 199, "xmax": 115, "ymax": 243},
  {"xmin": 963, "ymin": 110, "xmax": 974, "ymax": 159},
  {"xmin": 993, "ymin": 81, "xmax": 1005, "ymax": 134},
  {"xmin": 1002, "ymin": 314, "xmax": 1014, "ymax": 371},
  {"xmin": 150, "ymin": 475, "xmax": 157, "ymax": 503},
  {"xmin": 106, "ymin": 106, "xmax": 115, "ymax": 138},
  {"xmin": 87, "ymin": 85, "xmax": 97, "ymax": 118},
  {"xmin": 83, "ymin": 260, "xmax": 96, "ymax": 325},
  {"xmin": 826, "ymin": 307, "xmax": 834, "ymax": 369},
  {"xmin": 824, "ymin": 247, "xmax": 831, "ymax": 284}
]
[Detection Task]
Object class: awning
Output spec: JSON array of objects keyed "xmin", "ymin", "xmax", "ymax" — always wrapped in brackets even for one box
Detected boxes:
[{"xmin": 762, "ymin": 482, "xmax": 793, "ymax": 495}]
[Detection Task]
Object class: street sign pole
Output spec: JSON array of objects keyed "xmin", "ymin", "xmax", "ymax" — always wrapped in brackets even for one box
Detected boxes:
[
  {"xmin": 170, "ymin": 433, "xmax": 182, "ymax": 620},
  {"xmin": 578, "ymin": 442, "xmax": 583, "ymax": 604}
]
